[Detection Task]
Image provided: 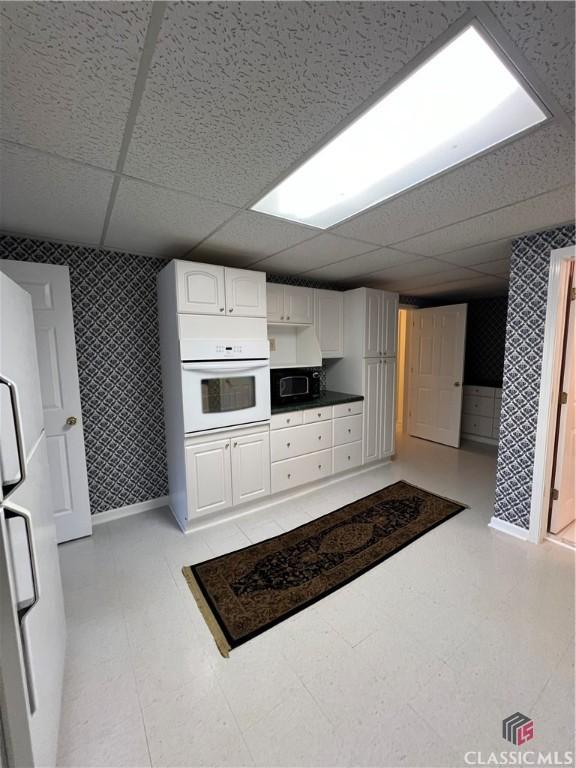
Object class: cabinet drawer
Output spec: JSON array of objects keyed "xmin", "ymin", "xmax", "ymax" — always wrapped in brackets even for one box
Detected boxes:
[
  {"xmin": 271, "ymin": 449, "xmax": 332, "ymax": 494},
  {"xmin": 270, "ymin": 421, "xmax": 332, "ymax": 462},
  {"xmin": 461, "ymin": 413, "xmax": 493, "ymax": 437},
  {"xmin": 270, "ymin": 411, "xmax": 303, "ymax": 430},
  {"xmin": 303, "ymin": 405, "xmax": 333, "ymax": 424},
  {"xmin": 333, "ymin": 441, "xmax": 362, "ymax": 474},
  {"xmin": 463, "ymin": 385, "xmax": 495, "ymax": 399},
  {"xmin": 333, "ymin": 400, "xmax": 363, "ymax": 419},
  {"xmin": 333, "ymin": 414, "xmax": 363, "ymax": 445},
  {"xmin": 462, "ymin": 395, "xmax": 494, "ymax": 417}
]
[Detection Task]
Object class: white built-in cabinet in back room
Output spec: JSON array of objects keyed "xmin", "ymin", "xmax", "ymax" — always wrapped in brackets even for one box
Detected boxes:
[
  {"xmin": 363, "ymin": 288, "xmax": 398, "ymax": 357},
  {"xmin": 267, "ymin": 284, "xmax": 314, "ymax": 324},
  {"xmin": 176, "ymin": 261, "xmax": 266, "ymax": 317},
  {"xmin": 361, "ymin": 358, "xmax": 397, "ymax": 462},
  {"xmin": 314, "ymin": 289, "xmax": 344, "ymax": 358},
  {"xmin": 185, "ymin": 427, "xmax": 270, "ymax": 519}
]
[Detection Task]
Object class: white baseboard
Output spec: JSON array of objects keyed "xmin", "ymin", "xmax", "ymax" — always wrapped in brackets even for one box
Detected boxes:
[
  {"xmin": 93, "ymin": 496, "xmax": 170, "ymax": 525},
  {"xmin": 462, "ymin": 433, "xmax": 498, "ymax": 446},
  {"xmin": 488, "ymin": 516, "xmax": 529, "ymax": 541}
]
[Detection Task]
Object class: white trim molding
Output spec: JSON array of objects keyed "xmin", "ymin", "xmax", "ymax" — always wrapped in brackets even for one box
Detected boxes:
[
  {"xmin": 489, "ymin": 516, "xmax": 529, "ymax": 541},
  {"xmin": 92, "ymin": 496, "xmax": 170, "ymax": 525},
  {"xmin": 529, "ymin": 245, "xmax": 576, "ymax": 544}
]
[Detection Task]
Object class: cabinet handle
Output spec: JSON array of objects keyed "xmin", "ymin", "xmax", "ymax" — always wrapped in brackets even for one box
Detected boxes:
[
  {"xmin": 219, "ymin": 307, "xmax": 224, "ymax": 312},
  {"xmin": 348, "ymin": 428, "xmax": 351, "ymax": 433},
  {"xmin": 318, "ymin": 464, "xmax": 322, "ymax": 469},
  {"xmin": 225, "ymin": 443, "xmax": 230, "ymax": 449},
  {"xmin": 233, "ymin": 441, "xmax": 238, "ymax": 447},
  {"xmin": 286, "ymin": 442, "xmax": 291, "ymax": 447},
  {"xmin": 286, "ymin": 418, "xmax": 291, "ymax": 423},
  {"xmin": 281, "ymin": 316, "xmax": 285, "ymax": 320},
  {"xmin": 454, "ymin": 382, "xmax": 461, "ymax": 387},
  {"xmin": 348, "ymin": 407, "xmax": 351, "ymax": 412},
  {"xmin": 348, "ymin": 455, "xmax": 351, "ymax": 460},
  {"xmin": 287, "ymin": 316, "xmax": 290, "ymax": 320},
  {"xmin": 229, "ymin": 308, "xmax": 234, "ymax": 313},
  {"xmin": 318, "ymin": 413, "xmax": 322, "ymax": 417},
  {"xmin": 318, "ymin": 435, "xmax": 322, "ymax": 440},
  {"xmin": 287, "ymin": 473, "xmax": 291, "ymax": 479}
]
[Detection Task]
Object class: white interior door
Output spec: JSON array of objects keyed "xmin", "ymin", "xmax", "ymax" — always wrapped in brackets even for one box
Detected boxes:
[
  {"xmin": 0, "ymin": 261, "xmax": 91, "ymax": 542},
  {"xmin": 550, "ymin": 279, "xmax": 575, "ymax": 534},
  {"xmin": 408, "ymin": 304, "xmax": 467, "ymax": 448}
]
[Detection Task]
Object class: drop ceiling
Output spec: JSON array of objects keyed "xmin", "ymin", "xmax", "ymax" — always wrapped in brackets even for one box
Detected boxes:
[{"xmin": 0, "ymin": 1, "xmax": 574, "ymax": 300}]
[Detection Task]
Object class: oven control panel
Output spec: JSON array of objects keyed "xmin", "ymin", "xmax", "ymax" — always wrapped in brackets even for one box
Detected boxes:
[
  {"xmin": 180, "ymin": 338, "xmax": 270, "ymax": 361},
  {"xmin": 215, "ymin": 344, "xmax": 244, "ymax": 356}
]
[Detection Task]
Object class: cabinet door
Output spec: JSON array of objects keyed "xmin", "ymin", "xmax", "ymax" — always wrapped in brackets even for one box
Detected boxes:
[
  {"xmin": 363, "ymin": 359, "xmax": 381, "ymax": 463},
  {"xmin": 284, "ymin": 285, "xmax": 313, "ymax": 324},
  {"xmin": 176, "ymin": 262, "xmax": 225, "ymax": 315},
  {"xmin": 381, "ymin": 292, "xmax": 398, "ymax": 357},
  {"xmin": 314, "ymin": 289, "xmax": 343, "ymax": 357},
  {"xmin": 364, "ymin": 289, "xmax": 381, "ymax": 356},
  {"xmin": 231, "ymin": 431, "xmax": 270, "ymax": 506},
  {"xmin": 267, "ymin": 284, "xmax": 285, "ymax": 322},
  {"xmin": 225, "ymin": 268, "xmax": 267, "ymax": 318},
  {"xmin": 380, "ymin": 358, "xmax": 396, "ymax": 458},
  {"xmin": 185, "ymin": 439, "xmax": 232, "ymax": 518}
]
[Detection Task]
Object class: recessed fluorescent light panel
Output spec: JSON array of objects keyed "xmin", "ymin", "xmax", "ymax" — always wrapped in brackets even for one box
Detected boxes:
[{"xmin": 252, "ymin": 24, "xmax": 547, "ymax": 228}]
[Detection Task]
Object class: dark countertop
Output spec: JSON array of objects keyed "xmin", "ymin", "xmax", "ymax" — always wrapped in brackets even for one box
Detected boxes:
[{"xmin": 271, "ymin": 390, "xmax": 364, "ymax": 415}]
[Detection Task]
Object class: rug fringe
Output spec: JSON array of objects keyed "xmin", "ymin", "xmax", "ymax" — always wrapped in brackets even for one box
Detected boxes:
[{"xmin": 182, "ymin": 566, "xmax": 231, "ymax": 658}]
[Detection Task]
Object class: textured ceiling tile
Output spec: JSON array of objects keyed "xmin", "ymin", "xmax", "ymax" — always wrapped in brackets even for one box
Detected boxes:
[
  {"xmin": 105, "ymin": 178, "xmax": 237, "ymax": 257},
  {"xmin": 364, "ymin": 258, "xmax": 459, "ymax": 283},
  {"xmin": 255, "ymin": 234, "xmax": 375, "ymax": 274},
  {"xmin": 407, "ymin": 275, "xmax": 508, "ymax": 298},
  {"xmin": 488, "ymin": 1, "xmax": 575, "ymax": 112},
  {"xmin": 0, "ymin": 2, "xmax": 152, "ymax": 168},
  {"xmin": 333, "ymin": 123, "xmax": 575, "ymax": 246},
  {"xmin": 191, "ymin": 211, "xmax": 317, "ymax": 263},
  {"xmin": 471, "ymin": 259, "xmax": 511, "ymax": 276},
  {"xmin": 394, "ymin": 187, "xmax": 576, "ymax": 257},
  {"xmin": 302, "ymin": 247, "xmax": 422, "ymax": 281},
  {"xmin": 124, "ymin": 1, "xmax": 469, "ymax": 205},
  {"xmin": 0, "ymin": 143, "xmax": 113, "ymax": 244},
  {"xmin": 434, "ymin": 239, "xmax": 512, "ymax": 266},
  {"xmin": 367, "ymin": 267, "xmax": 479, "ymax": 292}
]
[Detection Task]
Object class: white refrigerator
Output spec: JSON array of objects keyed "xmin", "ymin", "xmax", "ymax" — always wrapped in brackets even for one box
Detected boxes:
[{"xmin": 0, "ymin": 271, "xmax": 66, "ymax": 767}]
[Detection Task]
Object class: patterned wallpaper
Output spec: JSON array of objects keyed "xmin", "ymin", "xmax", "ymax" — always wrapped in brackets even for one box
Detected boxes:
[
  {"xmin": 0, "ymin": 236, "xmax": 344, "ymax": 514},
  {"xmin": 0, "ymin": 234, "xmax": 168, "ymax": 515},
  {"xmin": 494, "ymin": 224, "xmax": 576, "ymax": 529},
  {"xmin": 463, "ymin": 296, "xmax": 508, "ymax": 387}
]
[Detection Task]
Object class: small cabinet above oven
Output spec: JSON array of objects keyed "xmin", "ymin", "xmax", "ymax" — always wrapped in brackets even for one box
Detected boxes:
[{"xmin": 176, "ymin": 261, "xmax": 266, "ymax": 318}]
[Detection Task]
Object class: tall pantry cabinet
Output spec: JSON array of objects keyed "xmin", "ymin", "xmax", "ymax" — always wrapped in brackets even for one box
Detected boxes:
[{"xmin": 326, "ymin": 288, "xmax": 398, "ymax": 463}]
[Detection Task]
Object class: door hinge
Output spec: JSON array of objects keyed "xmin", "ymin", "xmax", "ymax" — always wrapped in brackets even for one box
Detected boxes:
[
  {"xmin": 571, "ymin": 286, "xmax": 575, "ymax": 301},
  {"xmin": 551, "ymin": 488, "xmax": 559, "ymax": 501},
  {"xmin": 560, "ymin": 391, "xmax": 568, "ymax": 404}
]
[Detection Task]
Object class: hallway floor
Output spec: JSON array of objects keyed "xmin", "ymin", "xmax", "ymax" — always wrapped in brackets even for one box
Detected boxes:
[{"xmin": 57, "ymin": 435, "xmax": 575, "ymax": 767}]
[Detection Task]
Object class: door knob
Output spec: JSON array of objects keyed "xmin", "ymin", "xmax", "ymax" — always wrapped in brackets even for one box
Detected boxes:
[{"xmin": 66, "ymin": 416, "xmax": 77, "ymax": 426}]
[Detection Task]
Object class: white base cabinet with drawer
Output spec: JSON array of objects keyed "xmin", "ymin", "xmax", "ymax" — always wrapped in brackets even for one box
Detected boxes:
[
  {"xmin": 461, "ymin": 386, "xmax": 502, "ymax": 443},
  {"xmin": 272, "ymin": 448, "xmax": 333, "ymax": 495}
]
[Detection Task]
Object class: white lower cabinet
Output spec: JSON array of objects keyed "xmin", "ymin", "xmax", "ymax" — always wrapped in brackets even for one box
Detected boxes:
[
  {"xmin": 461, "ymin": 386, "xmax": 502, "ymax": 442},
  {"xmin": 333, "ymin": 441, "xmax": 363, "ymax": 473},
  {"xmin": 271, "ymin": 420, "xmax": 332, "ymax": 462},
  {"xmin": 185, "ymin": 438, "xmax": 233, "ymax": 518},
  {"xmin": 271, "ymin": 448, "xmax": 333, "ymax": 495},
  {"xmin": 185, "ymin": 427, "xmax": 270, "ymax": 519},
  {"xmin": 362, "ymin": 358, "xmax": 396, "ymax": 462},
  {"xmin": 381, "ymin": 358, "xmax": 396, "ymax": 458},
  {"xmin": 231, "ymin": 431, "xmax": 271, "ymax": 506},
  {"xmin": 333, "ymin": 414, "xmax": 363, "ymax": 445}
]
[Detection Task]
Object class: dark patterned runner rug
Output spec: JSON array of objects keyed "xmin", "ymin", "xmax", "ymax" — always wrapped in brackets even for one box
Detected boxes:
[{"xmin": 182, "ymin": 480, "xmax": 466, "ymax": 656}]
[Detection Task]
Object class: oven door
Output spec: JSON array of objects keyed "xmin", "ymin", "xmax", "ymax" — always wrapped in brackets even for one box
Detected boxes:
[{"xmin": 181, "ymin": 360, "xmax": 271, "ymax": 433}]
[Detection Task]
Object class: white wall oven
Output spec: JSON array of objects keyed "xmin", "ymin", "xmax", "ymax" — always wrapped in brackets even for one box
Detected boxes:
[{"xmin": 181, "ymin": 339, "xmax": 270, "ymax": 433}]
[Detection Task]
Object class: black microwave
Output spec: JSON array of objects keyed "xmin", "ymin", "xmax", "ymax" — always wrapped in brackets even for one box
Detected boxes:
[{"xmin": 270, "ymin": 369, "xmax": 321, "ymax": 405}]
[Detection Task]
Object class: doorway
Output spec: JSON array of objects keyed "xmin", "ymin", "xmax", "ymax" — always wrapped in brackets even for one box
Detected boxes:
[
  {"xmin": 0, "ymin": 261, "xmax": 92, "ymax": 543},
  {"xmin": 547, "ymin": 262, "xmax": 575, "ymax": 547}
]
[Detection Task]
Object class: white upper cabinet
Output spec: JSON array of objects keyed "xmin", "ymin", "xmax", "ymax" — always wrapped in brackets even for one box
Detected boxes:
[
  {"xmin": 364, "ymin": 289, "xmax": 382, "ymax": 357},
  {"xmin": 381, "ymin": 292, "xmax": 399, "ymax": 357},
  {"xmin": 266, "ymin": 284, "xmax": 313, "ymax": 324},
  {"xmin": 224, "ymin": 268, "xmax": 267, "ymax": 318},
  {"xmin": 176, "ymin": 262, "xmax": 225, "ymax": 315},
  {"xmin": 176, "ymin": 261, "xmax": 266, "ymax": 317},
  {"xmin": 284, "ymin": 285, "xmax": 314, "ymax": 324},
  {"xmin": 266, "ymin": 283, "xmax": 285, "ymax": 323},
  {"xmin": 314, "ymin": 289, "xmax": 343, "ymax": 358}
]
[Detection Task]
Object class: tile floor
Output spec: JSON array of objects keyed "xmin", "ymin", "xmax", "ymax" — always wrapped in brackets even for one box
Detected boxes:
[{"xmin": 57, "ymin": 434, "xmax": 575, "ymax": 767}]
